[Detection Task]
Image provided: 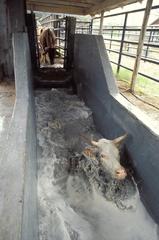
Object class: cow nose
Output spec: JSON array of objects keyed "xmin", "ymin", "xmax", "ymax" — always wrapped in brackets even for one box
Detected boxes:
[{"xmin": 115, "ymin": 167, "xmax": 127, "ymax": 180}]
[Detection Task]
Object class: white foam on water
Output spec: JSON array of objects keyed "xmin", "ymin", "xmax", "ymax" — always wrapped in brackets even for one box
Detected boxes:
[{"xmin": 36, "ymin": 89, "xmax": 159, "ymax": 240}]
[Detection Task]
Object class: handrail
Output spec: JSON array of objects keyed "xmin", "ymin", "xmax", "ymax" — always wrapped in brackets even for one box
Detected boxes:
[{"xmin": 93, "ymin": 5, "xmax": 159, "ymax": 19}]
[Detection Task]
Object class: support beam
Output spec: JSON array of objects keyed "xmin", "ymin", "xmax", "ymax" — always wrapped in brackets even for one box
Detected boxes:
[
  {"xmin": 0, "ymin": 0, "xmax": 27, "ymax": 81},
  {"xmin": 27, "ymin": 3, "xmax": 86, "ymax": 15},
  {"xmin": 99, "ymin": 10, "xmax": 104, "ymax": 35},
  {"xmin": 26, "ymin": 12, "xmax": 38, "ymax": 71},
  {"xmin": 27, "ymin": 0, "xmax": 93, "ymax": 8},
  {"xmin": 87, "ymin": 0, "xmax": 140, "ymax": 15},
  {"xmin": 28, "ymin": 0, "xmax": 97, "ymax": 4},
  {"xmin": 7, "ymin": 0, "xmax": 26, "ymax": 33},
  {"xmin": 130, "ymin": 0, "xmax": 153, "ymax": 93},
  {"xmin": 27, "ymin": 0, "xmax": 142, "ymax": 16},
  {"xmin": 65, "ymin": 17, "xmax": 76, "ymax": 70},
  {"xmin": 0, "ymin": 0, "xmax": 13, "ymax": 80},
  {"xmin": 117, "ymin": 13, "xmax": 128, "ymax": 73}
]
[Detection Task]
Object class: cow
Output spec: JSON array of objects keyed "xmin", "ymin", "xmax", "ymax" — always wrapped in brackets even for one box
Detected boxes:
[
  {"xmin": 39, "ymin": 28, "xmax": 56, "ymax": 65},
  {"xmin": 85, "ymin": 134, "xmax": 127, "ymax": 180},
  {"xmin": 70, "ymin": 134, "xmax": 136, "ymax": 208}
]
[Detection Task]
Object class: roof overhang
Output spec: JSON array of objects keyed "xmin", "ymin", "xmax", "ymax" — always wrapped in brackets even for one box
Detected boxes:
[{"xmin": 27, "ymin": 0, "xmax": 142, "ymax": 16}]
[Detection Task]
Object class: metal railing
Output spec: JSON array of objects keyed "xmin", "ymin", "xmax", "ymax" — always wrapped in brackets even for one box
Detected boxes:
[
  {"xmin": 92, "ymin": 5, "xmax": 159, "ymax": 83},
  {"xmin": 37, "ymin": 8, "xmax": 159, "ymax": 83},
  {"xmin": 75, "ymin": 20, "xmax": 93, "ymax": 34}
]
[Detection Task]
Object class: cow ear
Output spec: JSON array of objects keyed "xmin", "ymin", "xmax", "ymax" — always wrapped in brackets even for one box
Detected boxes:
[
  {"xmin": 113, "ymin": 134, "xmax": 127, "ymax": 148},
  {"xmin": 91, "ymin": 140, "xmax": 99, "ymax": 147}
]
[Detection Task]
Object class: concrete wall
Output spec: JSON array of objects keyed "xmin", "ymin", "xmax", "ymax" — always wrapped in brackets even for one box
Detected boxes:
[
  {"xmin": 0, "ymin": 33, "xmax": 38, "ymax": 240},
  {"xmin": 74, "ymin": 34, "xmax": 159, "ymax": 223}
]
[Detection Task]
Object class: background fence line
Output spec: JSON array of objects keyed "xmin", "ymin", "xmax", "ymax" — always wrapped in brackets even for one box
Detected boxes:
[
  {"xmin": 92, "ymin": 4, "xmax": 159, "ymax": 84},
  {"xmin": 38, "ymin": 5, "xmax": 159, "ymax": 84}
]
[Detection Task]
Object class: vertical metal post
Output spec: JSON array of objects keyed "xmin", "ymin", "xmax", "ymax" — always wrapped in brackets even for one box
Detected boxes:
[
  {"xmin": 117, "ymin": 13, "xmax": 128, "ymax": 74},
  {"xmin": 151, "ymin": 28, "xmax": 155, "ymax": 42},
  {"xmin": 26, "ymin": 12, "xmax": 39, "ymax": 71},
  {"xmin": 99, "ymin": 10, "xmax": 104, "ymax": 35},
  {"xmin": 90, "ymin": 18, "xmax": 93, "ymax": 34},
  {"xmin": 130, "ymin": 0, "xmax": 153, "ymax": 93},
  {"xmin": 59, "ymin": 21, "xmax": 61, "ymax": 55},
  {"xmin": 145, "ymin": 28, "xmax": 152, "ymax": 58},
  {"xmin": 64, "ymin": 17, "xmax": 68, "ymax": 69},
  {"xmin": 109, "ymin": 26, "xmax": 114, "ymax": 52},
  {"xmin": 64, "ymin": 17, "xmax": 76, "ymax": 70}
]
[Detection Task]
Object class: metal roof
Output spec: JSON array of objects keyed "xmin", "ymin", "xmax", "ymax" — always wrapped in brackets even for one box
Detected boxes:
[{"xmin": 27, "ymin": 0, "xmax": 142, "ymax": 15}]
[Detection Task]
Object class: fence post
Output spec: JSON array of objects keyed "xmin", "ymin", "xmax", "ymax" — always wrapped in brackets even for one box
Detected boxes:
[
  {"xmin": 26, "ymin": 12, "xmax": 39, "ymax": 71},
  {"xmin": 145, "ymin": 28, "xmax": 152, "ymax": 58},
  {"xmin": 90, "ymin": 18, "xmax": 93, "ymax": 34},
  {"xmin": 130, "ymin": 0, "xmax": 153, "ymax": 93},
  {"xmin": 99, "ymin": 10, "xmax": 104, "ymax": 35},
  {"xmin": 65, "ymin": 17, "xmax": 76, "ymax": 70},
  {"xmin": 117, "ymin": 13, "xmax": 128, "ymax": 74},
  {"xmin": 58, "ymin": 21, "xmax": 61, "ymax": 55},
  {"xmin": 109, "ymin": 26, "xmax": 114, "ymax": 52},
  {"xmin": 151, "ymin": 28, "xmax": 155, "ymax": 42}
]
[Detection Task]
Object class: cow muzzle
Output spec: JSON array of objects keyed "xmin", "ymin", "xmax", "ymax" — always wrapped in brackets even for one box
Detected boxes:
[{"xmin": 115, "ymin": 167, "xmax": 127, "ymax": 180}]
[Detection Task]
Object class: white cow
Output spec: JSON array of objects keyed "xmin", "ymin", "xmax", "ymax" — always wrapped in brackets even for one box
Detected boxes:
[{"xmin": 91, "ymin": 134, "xmax": 127, "ymax": 180}]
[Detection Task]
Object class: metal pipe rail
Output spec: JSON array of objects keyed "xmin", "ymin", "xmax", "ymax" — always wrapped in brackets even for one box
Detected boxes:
[
  {"xmin": 110, "ymin": 60, "xmax": 159, "ymax": 83},
  {"xmin": 104, "ymin": 38, "xmax": 159, "ymax": 48},
  {"xmin": 92, "ymin": 4, "xmax": 159, "ymax": 84},
  {"xmin": 107, "ymin": 48, "xmax": 159, "ymax": 65},
  {"xmin": 93, "ymin": 5, "xmax": 159, "ymax": 19}
]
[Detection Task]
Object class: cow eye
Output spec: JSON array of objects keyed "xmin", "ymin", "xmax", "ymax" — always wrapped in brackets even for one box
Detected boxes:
[{"xmin": 101, "ymin": 154, "xmax": 108, "ymax": 159}]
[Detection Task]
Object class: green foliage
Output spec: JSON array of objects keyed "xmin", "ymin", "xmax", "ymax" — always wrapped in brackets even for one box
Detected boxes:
[{"xmin": 112, "ymin": 66, "xmax": 159, "ymax": 96}]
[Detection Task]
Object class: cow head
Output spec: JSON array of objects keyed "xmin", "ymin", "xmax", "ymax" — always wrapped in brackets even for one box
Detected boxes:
[{"xmin": 91, "ymin": 134, "xmax": 127, "ymax": 180}]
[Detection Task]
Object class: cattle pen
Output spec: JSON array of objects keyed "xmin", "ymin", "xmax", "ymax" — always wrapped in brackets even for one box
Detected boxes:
[{"xmin": 0, "ymin": 0, "xmax": 159, "ymax": 240}]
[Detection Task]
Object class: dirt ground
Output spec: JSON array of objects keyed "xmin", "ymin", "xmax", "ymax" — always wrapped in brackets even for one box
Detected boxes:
[
  {"xmin": 0, "ymin": 81, "xmax": 15, "ymax": 93},
  {"xmin": 117, "ymin": 80, "xmax": 159, "ymax": 130},
  {"xmin": 40, "ymin": 55, "xmax": 64, "ymax": 69},
  {"xmin": 0, "ymin": 81, "xmax": 15, "ymax": 157}
]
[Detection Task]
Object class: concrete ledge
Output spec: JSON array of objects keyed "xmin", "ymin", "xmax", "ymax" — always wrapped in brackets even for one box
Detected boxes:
[
  {"xmin": 0, "ymin": 33, "xmax": 38, "ymax": 240},
  {"xmin": 74, "ymin": 34, "xmax": 159, "ymax": 223}
]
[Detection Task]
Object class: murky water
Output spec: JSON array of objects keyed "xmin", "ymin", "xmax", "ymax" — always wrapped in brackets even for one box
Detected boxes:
[{"xmin": 35, "ymin": 89, "xmax": 159, "ymax": 240}]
